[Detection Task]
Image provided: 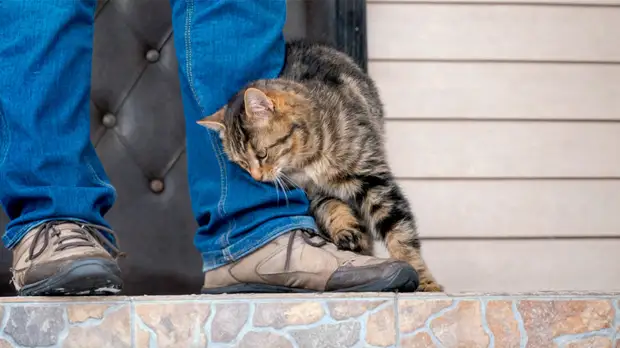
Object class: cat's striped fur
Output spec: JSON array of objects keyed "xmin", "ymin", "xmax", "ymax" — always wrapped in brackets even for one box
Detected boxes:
[{"xmin": 198, "ymin": 40, "xmax": 442, "ymax": 292}]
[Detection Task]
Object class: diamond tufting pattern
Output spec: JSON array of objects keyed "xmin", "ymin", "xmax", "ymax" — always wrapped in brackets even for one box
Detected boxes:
[{"xmin": 0, "ymin": 0, "xmax": 350, "ymax": 295}]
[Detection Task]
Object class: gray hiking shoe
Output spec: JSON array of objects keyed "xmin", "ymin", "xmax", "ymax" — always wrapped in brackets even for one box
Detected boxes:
[
  {"xmin": 202, "ymin": 229, "xmax": 419, "ymax": 293},
  {"xmin": 11, "ymin": 221, "xmax": 124, "ymax": 296}
]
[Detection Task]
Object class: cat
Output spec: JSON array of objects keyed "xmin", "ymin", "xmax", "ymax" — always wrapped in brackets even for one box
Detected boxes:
[{"xmin": 197, "ymin": 40, "xmax": 443, "ymax": 292}]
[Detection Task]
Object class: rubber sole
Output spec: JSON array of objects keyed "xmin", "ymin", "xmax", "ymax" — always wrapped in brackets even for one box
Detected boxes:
[
  {"xmin": 18, "ymin": 258, "xmax": 123, "ymax": 296},
  {"xmin": 201, "ymin": 263, "xmax": 419, "ymax": 294}
]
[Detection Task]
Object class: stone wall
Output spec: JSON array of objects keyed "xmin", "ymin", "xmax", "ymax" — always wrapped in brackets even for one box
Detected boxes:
[{"xmin": 0, "ymin": 292, "xmax": 616, "ymax": 347}]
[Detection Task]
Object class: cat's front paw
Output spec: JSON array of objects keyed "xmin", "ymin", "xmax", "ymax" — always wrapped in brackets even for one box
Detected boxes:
[{"xmin": 332, "ymin": 228, "xmax": 369, "ymax": 253}]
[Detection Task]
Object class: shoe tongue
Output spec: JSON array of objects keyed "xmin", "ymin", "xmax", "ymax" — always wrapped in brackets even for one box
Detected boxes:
[{"xmin": 53, "ymin": 223, "xmax": 87, "ymax": 235}]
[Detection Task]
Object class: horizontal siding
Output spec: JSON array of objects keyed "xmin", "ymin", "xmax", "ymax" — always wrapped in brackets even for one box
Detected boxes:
[
  {"xmin": 369, "ymin": 0, "xmax": 619, "ymax": 291},
  {"xmin": 385, "ymin": 121, "xmax": 620, "ymax": 178},
  {"xmin": 422, "ymin": 240, "xmax": 620, "ymax": 292},
  {"xmin": 368, "ymin": 3, "xmax": 620, "ymax": 61},
  {"xmin": 369, "ymin": 0, "xmax": 620, "ymax": 4},
  {"xmin": 398, "ymin": 180, "xmax": 620, "ymax": 238},
  {"xmin": 370, "ymin": 62, "xmax": 620, "ymax": 120}
]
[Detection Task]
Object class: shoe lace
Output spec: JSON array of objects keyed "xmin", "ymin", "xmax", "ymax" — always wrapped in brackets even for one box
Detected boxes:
[
  {"xmin": 284, "ymin": 229, "xmax": 329, "ymax": 271},
  {"xmin": 28, "ymin": 220, "xmax": 125, "ymax": 262}
]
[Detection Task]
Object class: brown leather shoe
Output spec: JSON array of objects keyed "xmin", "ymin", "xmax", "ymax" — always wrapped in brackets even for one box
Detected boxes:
[
  {"xmin": 11, "ymin": 221, "xmax": 124, "ymax": 296},
  {"xmin": 202, "ymin": 229, "xmax": 419, "ymax": 293}
]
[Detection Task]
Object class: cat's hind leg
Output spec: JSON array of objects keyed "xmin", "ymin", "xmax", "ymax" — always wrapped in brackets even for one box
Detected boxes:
[
  {"xmin": 384, "ymin": 229, "xmax": 443, "ymax": 292},
  {"xmin": 356, "ymin": 174, "xmax": 444, "ymax": 292}
]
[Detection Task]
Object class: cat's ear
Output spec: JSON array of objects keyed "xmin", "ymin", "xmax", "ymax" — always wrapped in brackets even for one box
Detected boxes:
[
  {"xmin": 244, "ymin": 87, "xmax": 274, "ymax": 121},
  {"xmin": 197, "ymin": 107, "xmax": 226, "ymax": 132}
]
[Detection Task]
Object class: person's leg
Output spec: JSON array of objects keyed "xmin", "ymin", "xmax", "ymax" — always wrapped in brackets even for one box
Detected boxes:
[
  {"xmin": 170, "ymin": 0, "xmax": 419, "ymax": 292},
  {"xmin": 0, "ymin": 1, "xmax": 122, "ymax": 296},
  {"xmin": 169, "ymin": 0, "xmax": 315, "ymax": 269}
]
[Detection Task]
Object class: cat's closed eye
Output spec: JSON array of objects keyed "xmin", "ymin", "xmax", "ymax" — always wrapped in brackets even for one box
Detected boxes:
[
  {"xmin": 256, "ymin": 149, "xmax": 267, "ymax": 160},
  {"xmin": 237, "ymin": 160, "xmax": 249, "ymax": 170}
]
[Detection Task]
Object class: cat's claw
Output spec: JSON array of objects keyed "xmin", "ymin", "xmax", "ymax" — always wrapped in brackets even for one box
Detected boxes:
[
  {"xmin": 416, "ymin": 280, "xmax": 444, "ymax": 292},
  {"xmin": 332, "ymin": 229, "xmax": 368, "ymax": 253}
]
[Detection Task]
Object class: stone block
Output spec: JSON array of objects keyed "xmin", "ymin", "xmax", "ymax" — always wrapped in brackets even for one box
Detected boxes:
[
  {"xmin": 429, "ymin": 300, "xmax": 490, "ymax": 347},
  {"xmin": 4, "ymin": 306, "xmax": 65, "ymax": 347},
  {"xmin": 565, "ymin": 336, "xmax": 613, "ymax": 348},
  {"xmin": 134, "ymin": 301, "xmax": 211, "ymax": 348},
  {"xmin": 237, "ymin": 331, "xmax": 294, "ymax": 348},
  {"xmin": 253, "ymin": 302, "xmax": 324, "ymax": 329},
  {"xmin": 327, "ymin": 300, "xmax": 385, "ymax": 320},
  {"xmin": 486, "ymin": 300, "xmax": 521, "ymax": 348},
  {"xmin": 63, "ymin": 305, "xmax": 131, "ymax": 348},
  {"xmin": 210, "ymin": 303, "xmax": 250, "ymax": 343},
  {"xmin": 290, "ymin": 321, "xmax": 361, "ymax": 348},
  {"xmin": 401, "ymin": 332, "xmax": 437, "ymax": 347},
  {"xmin": 518, "ymin": 300, "xmax": 614, "ymax": 348},
  {"xmin": 366, "ymin": 305, "xmax": 396, "ymax": 347},
  {"xmin": 399, "ymin": 298, "xmax": 453, "ymax": 334}
]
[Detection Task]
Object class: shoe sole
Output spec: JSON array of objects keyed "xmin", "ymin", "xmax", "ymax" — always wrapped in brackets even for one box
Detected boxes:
[
  {"xmin": 201, "ymin": 262, "xmax": 419, "ymax": 294},
  {"xmin": 18, "ymin": 258, "xmax": 123, "ymax": 296}
]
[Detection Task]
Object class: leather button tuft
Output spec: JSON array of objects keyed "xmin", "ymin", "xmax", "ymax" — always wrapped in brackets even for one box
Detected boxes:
[
  {"xmin": 150, "ymin": 179, "xmax": 164, "ymax": 193},
  {"xmin": 102, "ymin": 113, "xmax": 116, "ymax": 128},
  {"xmin": 145, "ymin": 49, "xmax": 160, "ymax": 63}
]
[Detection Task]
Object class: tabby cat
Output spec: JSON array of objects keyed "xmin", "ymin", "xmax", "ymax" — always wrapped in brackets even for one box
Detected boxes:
[{"xmin": 197, "ymin": 40, "xmax": 443, "ymax": 292}]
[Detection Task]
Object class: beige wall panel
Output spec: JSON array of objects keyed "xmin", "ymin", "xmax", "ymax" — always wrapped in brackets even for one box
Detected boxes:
[
  {"xmin": 385, "ymin": 121, "xmax": 620, "ymax": 178},
  {"xmin": 368, "ymin": 3, "xmax": 620, "ymax": 61},
  {"xmin": 370, "ymin": 62, "xmax": 620, "ymax": 120},
  {"xmin": 369, "ymin": 0, "xmax": 620, "ymax": 4},
  {"xmin": 398, "ymin": 180, "xmax": 620, "ymax": 238},
  {"xmin": 420, "ymin": 240, "xmax": 620, "ymax": 292}
]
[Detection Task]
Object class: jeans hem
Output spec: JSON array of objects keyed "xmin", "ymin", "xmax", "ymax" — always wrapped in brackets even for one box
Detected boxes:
[
  {"xmin": 3, "ymin": 216, "xmax": 116, "ymax": 249},
  {"xmin": 201, "ymin": 216, "xmax": 318, "ymax": 272}
]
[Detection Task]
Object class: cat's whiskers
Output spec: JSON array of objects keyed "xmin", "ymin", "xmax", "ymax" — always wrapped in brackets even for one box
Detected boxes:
[
  {"xmin": 275, "ymin": 175, "xmax": 290, "ymax": 207},
  {"xmin": 272, "ymin": 180, "xmax": 280, "ymax": 204},
  {"xmin": 280, "ymin": 172, "xmax": 302, "ymax": 191},
  {"xmin": 273, "ymin": 168, "xmax": 291, "ymax": 207}
]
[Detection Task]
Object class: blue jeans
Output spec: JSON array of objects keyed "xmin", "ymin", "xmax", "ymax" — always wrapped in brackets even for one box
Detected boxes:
[{"xmin": 0, "ymin": 0, "xmax": 316, "ymax": 271}]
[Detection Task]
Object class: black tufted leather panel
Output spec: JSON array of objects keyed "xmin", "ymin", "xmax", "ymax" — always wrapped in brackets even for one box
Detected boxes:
[{"xmin": 0, "ymin": 0, "xmax": 365, "ymax": 295}]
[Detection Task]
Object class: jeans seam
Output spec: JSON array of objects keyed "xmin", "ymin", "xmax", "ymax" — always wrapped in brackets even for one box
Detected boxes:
[
  {"xmin": 184, "ymin": 0, "xmax": 232, "ymax": 247},
  {"xmin": 86, "ymin": 161, "xmax": 117, "ymax": 202},
  {"xmin": 207, "ymin": 130, "xmax": 231, "ymax": 246},
  {"xmin": 222, "ymin": 246, "xmax": 233, "ymax": 260},
  {"xmin": 184, "ymin": 0, "xmax": 205, "ymax": 116},
  {"xmin": 0, "ymin": 104, "xmax": 10, "ymax": 166}
]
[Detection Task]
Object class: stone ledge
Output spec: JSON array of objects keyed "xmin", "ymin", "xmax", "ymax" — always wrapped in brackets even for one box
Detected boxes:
[{"xmin": 0, "ymin": 292, "xmax": 615, "ymax": 347}]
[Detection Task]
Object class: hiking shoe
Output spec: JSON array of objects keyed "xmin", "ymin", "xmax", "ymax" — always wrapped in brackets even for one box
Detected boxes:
[
  {"xmin": 11, "ymin": 220, "xmax": 124, "ymax": 296},
  {"xmin": 202, "ymin": 229, "xmax": 419, "ymax": 294}
]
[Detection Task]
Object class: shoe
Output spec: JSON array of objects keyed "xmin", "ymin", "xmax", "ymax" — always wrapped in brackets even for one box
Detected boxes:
[
  {"xmin": 11, "ymin": 220, "xmax": 124, "ymax": 296},
  {"xmin": 202, "ymin": 229, "xmax": 419, "ymax": 294}
]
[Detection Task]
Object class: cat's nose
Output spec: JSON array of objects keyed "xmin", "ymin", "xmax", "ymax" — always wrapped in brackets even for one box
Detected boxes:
[{"xmin": 250, "ymin": 168, "xmax": 262, "ymax": 181}]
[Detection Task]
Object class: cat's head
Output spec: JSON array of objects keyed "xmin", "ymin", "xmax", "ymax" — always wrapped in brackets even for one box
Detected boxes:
[{"xmin": 197, "ymin": 80, "xmax": 317, "ymax": 183}]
